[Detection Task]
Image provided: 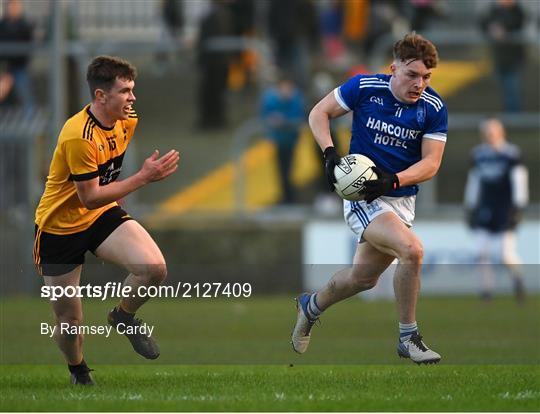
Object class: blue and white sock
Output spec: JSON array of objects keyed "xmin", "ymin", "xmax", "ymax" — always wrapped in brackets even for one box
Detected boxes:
[
  {"xmin": 306, "ymin": 294, "xmax": 323, "ymax": 321},
  {"xmin": 399, "ymin": 321, "xmax": 418, "ymax": 342}
]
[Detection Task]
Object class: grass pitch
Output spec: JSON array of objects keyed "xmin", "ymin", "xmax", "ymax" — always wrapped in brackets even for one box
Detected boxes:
[
  {"xmin": 1, "ymin": 365, "xmax": 539, "ymax": 411},
  {"xmin": 1, "ymin": 295, "xmax": 539, "ymax": 411}
]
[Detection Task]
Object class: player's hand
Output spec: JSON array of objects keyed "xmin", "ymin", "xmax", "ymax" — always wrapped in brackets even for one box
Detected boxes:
[
  {"xmin": 323, "ymin": 146, "xmax": 340, "ymax": 192},
  {"xmin": 140, "ymin": 149, "xmax": 180, "ymax": 183},
  {"xmin": 364, "ymin": 166, "xmax": 399, "ymax": 203}
]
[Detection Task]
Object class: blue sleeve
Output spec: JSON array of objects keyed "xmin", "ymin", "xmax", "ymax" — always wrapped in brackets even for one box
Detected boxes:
[
  {"xmin": 260, "ymin": 91, "xmax": 273, "ymax": 119},
  {"xmin": 423, "ymin": 104, "xmax": 448, "ymax": 142},
  {"xmin": 335, "ymin": 75, "xmax": 364, "ymax": 112},
  {"xmin": 292, "ymin": 93, "xmax": 306, "ymax": 123}
]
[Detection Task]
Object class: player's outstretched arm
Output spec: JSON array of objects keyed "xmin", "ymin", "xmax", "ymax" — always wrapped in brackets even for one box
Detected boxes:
[
  {"xmin": 395, "ymin": 139, "xmax": 445, "ymax": 187},
  {"xmin": 75, "ymin": 149, "xmax": 180, "ymax": 210}
]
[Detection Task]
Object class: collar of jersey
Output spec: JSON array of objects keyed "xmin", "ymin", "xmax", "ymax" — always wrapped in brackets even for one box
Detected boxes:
[{"xmin": 86, "ymin": 105, "xmax": 116, "ymax": 131}]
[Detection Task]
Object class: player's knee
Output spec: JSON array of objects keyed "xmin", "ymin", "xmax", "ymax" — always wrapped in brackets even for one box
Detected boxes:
[
  {"xmin": 146, "ymin": 262, "xmax": 167, "ymax": 284},
  {"xmin": 399, "ymin": 240, "xmax": 423, "ymax": 264}
]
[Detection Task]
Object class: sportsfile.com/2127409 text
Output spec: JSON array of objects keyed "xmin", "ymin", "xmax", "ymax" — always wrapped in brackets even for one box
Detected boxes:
[{"xmin": 40, "ymin": 282, "xmax": 253, "ymax": 301}]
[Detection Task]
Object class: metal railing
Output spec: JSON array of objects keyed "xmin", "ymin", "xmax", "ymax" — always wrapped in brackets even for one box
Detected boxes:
[
  {"xmin": 0, "ymin": 108, "xmax": 48, "ymax": 209},
  {"xmin": 0, "ymin": 108, "xmax": 48, "ymax": 295}
]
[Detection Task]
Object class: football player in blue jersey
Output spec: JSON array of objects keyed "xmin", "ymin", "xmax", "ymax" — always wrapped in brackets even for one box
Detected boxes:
[
  {"xmin": 292, "ymin": 33, "xmax": 446, "ymax": 364},
  {"xmin": 464, "ymin": 118, "xmax": 528, "ymax": 303}
]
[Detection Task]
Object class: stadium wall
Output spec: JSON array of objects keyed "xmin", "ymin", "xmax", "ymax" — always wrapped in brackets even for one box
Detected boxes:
[
  {"xmin": 2, "ymin": 218, "xmax": 538, "ymax": 297},
  {"xmin": 63, "ymin": 219, "xmax": 306, "ymax": 296},
  {"xmin": 304, "ymin": 220, "xmax": 540, "ymax": 297}
]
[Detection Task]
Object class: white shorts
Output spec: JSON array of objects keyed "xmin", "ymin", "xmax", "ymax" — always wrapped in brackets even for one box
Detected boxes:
[{"xmin": 344, "ymin": 196, "xmax": 416, "ymax": 242}]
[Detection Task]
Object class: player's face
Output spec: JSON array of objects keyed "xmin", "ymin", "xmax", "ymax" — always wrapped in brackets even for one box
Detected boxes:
[
  {"xmin": 390, "ymin": 60, "xmax": 432, "ymax": 104},
  {"xmin": 103, "ymin": 77, "xmax": 136, "ymax": 121},
  {"xmin": 481, "ymin": 119, "xmax": 505, "ymax": 146},
  {"xmin": 278, "ymin": 80, "xmax": 294, "ymax": 99}
]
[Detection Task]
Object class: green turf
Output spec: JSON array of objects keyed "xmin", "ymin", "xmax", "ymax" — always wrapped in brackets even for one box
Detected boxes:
[
  {"xmin": 1, "ymin": 364, "xmax": 539, "ymax": 411},
  {"xmin": 1, "ymin": 295, "xmax": 539, "ymax": 365},
  {"xmin": 1, "ymin": 295, "xmax": 539, "ymax": 411}
]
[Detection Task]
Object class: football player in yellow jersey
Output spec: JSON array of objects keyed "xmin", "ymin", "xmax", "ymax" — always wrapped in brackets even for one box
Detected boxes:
[{"xmin": 33, "ymin": 56, "xmax": 180, "ymax": 385}]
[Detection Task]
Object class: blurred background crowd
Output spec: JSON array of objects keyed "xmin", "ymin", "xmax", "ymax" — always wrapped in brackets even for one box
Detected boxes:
[{"xmin": 0, "ymin": 0, "xmax": 538, "ymax": 296}]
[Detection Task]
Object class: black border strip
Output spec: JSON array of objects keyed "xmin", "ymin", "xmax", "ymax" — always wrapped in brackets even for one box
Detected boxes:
[
  {"xmin": 70, "ymin": 171, "xmax": 99, "ymax": 181},
  {"xmin": 86, "ymin": 107, "xmax": 115, "ymax": 131}
]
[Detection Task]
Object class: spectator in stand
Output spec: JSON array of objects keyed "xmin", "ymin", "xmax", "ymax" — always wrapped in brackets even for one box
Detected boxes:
[
  {"xmin": 267, "ymin": 0, "xmax": 320, "ymax": 91},
  {"xmin": 363, "ymin": 0, "xmax": 408, "ymax": 57},
  {"xmin": 156, "ymin": 0, "xmax": 184, "ymax": 72},
  {"xmin": 409, "ymin": 0, "xmax": 444, "ymax": 31},
  {"xmin": 228, "ymin": 0, "xmax": 256, "ymax": 90},
  {"xmin": 196, "ymin": 0, "xmax": 234, "ymax": 129},
  {"xmin": 0, "ymin": 0, "xmax": 35, "ymax": 116},
  {"xmin": 162, "ymin": 0, "xmax": 184, "ymax": 41},
  {"xmin": 260, "ymin": 75, "xmax": 306, "ymax": 204},
  {"xmin": 319, "ymin": 0, "xmax": 346, "ymax": 65},
  {"xmin": 480, "ymin": 0, "xmax": 526, "ymax": 113}
]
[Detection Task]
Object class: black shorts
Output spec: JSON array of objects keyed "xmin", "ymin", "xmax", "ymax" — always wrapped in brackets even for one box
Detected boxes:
[{"xmin": 33, "ymin": 206, "xmax": 133, "ymax": 276}]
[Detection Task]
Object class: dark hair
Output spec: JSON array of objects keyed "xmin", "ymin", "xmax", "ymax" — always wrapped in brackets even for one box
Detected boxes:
[
  {"xmin": 393, "ymin": 33, "xmax": 438, "ymax": 69},
  {"xmin": 86, "ymin": 56, "xmax": 137, "ymax": 99}
]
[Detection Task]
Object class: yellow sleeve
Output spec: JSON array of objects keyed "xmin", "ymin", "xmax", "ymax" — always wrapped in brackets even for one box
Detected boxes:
[{"xmin": 64, "ymin": 138, "xmax": 99, "ymax": 181}]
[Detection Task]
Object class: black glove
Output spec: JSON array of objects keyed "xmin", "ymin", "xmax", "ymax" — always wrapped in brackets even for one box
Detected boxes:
[
  {"xmin": 364, "ymin": 166, "xmax": 400, "ymax": 203},
  {"xmin": 323, "ymin": 146, "xmax": 340, "ymax": 192}
]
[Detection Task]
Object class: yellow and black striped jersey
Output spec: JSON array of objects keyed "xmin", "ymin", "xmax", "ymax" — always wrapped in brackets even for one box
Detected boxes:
[{"xmin": 35, "ymin": 104, "xmax": 138, "ymax": 234}]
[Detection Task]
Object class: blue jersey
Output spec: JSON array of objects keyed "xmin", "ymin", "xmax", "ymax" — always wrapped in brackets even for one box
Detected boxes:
[{"xmin": 335, "ymin": 74, "xmax": 448, "ymax": 197}]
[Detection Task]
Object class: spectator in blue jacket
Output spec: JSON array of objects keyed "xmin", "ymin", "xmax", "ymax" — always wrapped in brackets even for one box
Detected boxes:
[{"xmin": 260, "ymin": 76, "xmax": 306, "ymax": 204}]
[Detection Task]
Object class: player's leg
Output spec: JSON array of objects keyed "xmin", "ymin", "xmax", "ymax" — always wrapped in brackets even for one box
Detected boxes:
[
  {"xmin": 291, "ymin": 241, "xmax": 394, "ymax": 354},
  {"xmin": 93, "ymin": 219, "xmax": 165, "ymax": 359},
  {"xmin": 43, "ymin": 267, "xmax": 94, "ymax": 385},
  {"xmin": 363, "ymin": 212, "xmax": 423, "ymax": 324},
  {"xmin": 94, "ymin": 219, "xmax": 167, "ymax": 312},
  {"xmin": 44, "ymin": 267, "xmax": 83, "ymax": 365},
  {"xmin": 315, "ymin": 242, "xmax": 395, "ymax": 310},
  {"xmin": 475, "ymin": 229, "xmax": 496, "ymax": 301},
  {"xmin": 501, "ymin": 231, "xmax": 526, "ymax": 303},
  {"xmin": 35, "ymin": 226, "xmax": 94, "ymax": 385},
  {"xmin": 363, "ymin": 212, "xmax": 440, "ymax": 364}
]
